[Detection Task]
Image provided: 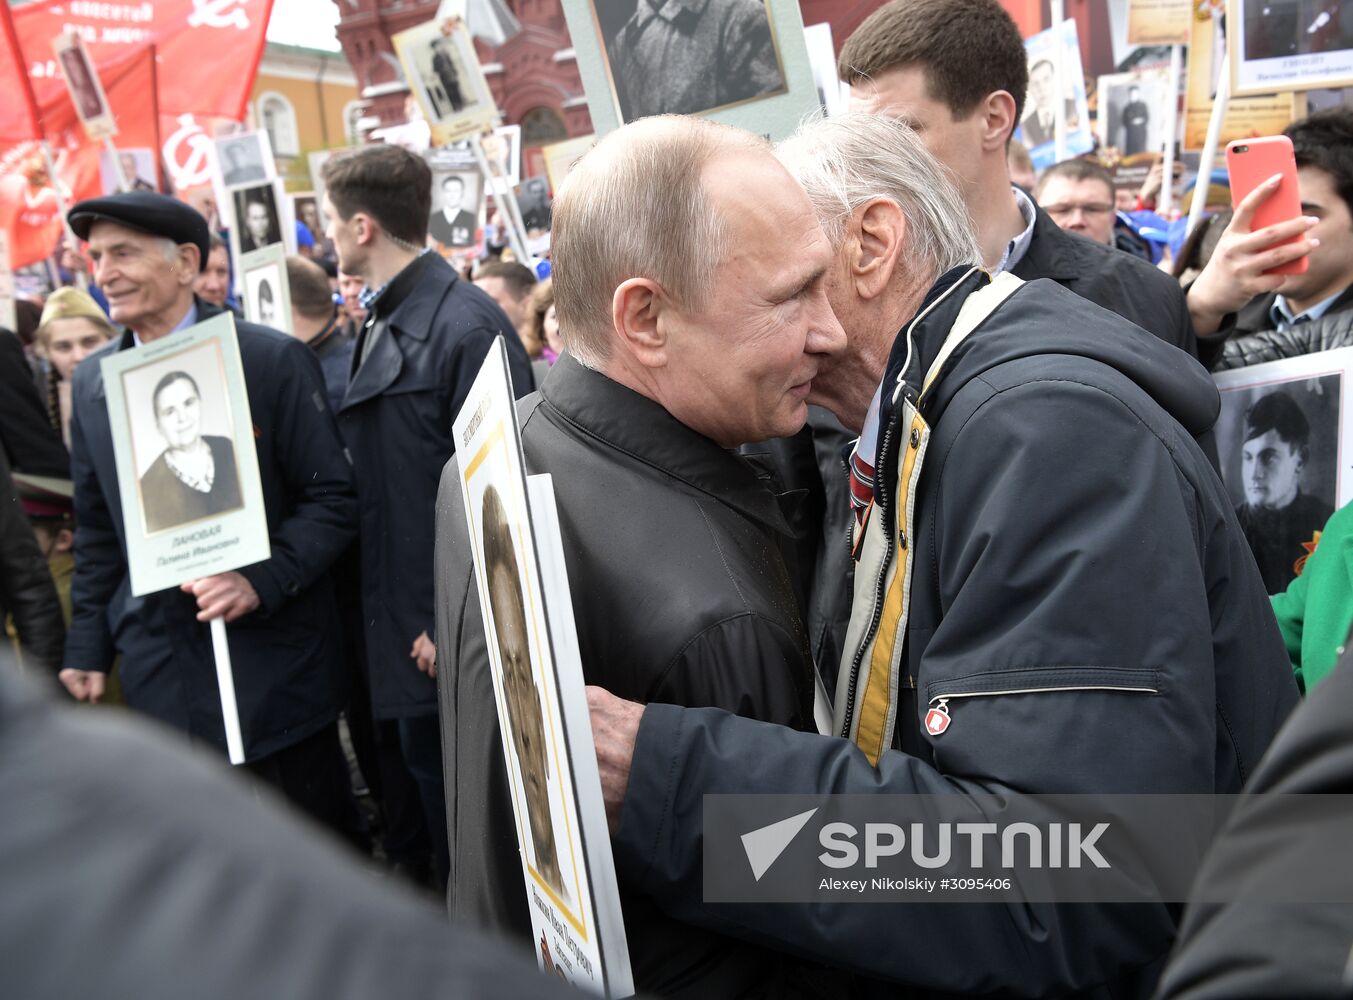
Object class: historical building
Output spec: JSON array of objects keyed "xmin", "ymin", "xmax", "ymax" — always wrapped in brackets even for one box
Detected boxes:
[{"xmin": 247, "ymin": 42, "xmax": 362, "ymax": 192}]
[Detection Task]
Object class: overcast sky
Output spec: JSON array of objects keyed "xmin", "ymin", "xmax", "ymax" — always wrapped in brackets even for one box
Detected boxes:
[{"xmin": 266, "ymin": 0, "xmax": 343, "ymax": 52}]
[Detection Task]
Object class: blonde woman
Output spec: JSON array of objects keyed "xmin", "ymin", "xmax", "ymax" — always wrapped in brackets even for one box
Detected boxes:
[{"xmin": 34, "ymin": 287, "xmax": 115, "ymax": 446}]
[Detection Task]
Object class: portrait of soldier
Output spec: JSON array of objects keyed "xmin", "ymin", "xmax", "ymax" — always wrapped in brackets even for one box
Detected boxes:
[
  {"xmin": 605, "ymin": 0, "xmax": 786, "ymax": 121},
  {"xmin": 429, "ymin": 36, "xmax": 467, "ymax": 118},
  {"xmin": 481, "ymin": 484, "xmax": 564, "ymax": 898},
  {"xmin": 429, "ymin": 174, "xmax": 478, "ymax": 248},
  {"xmin": 1234, "ymin": 389, "xmax": 1335, "ymax": 594},
  {"xmin": 138, "ymin": 370, "xmax": 243, "ymax": 533},
  {"xmin": 1021, "ymin": 56, "xmax": 1080, "ymax": 147}
]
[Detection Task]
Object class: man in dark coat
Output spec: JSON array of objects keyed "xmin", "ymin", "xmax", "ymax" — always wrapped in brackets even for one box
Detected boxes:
[
  {"xmin": 435, "ymin": 115, "xmax": 844, "ymax": 998},
  {"xmin": 585, "ymin": 113, "xmax": 1298, "ymax": 998},
  {"xmin": 0, "ymin": 445, "xmax": 64, "ymax": 673},
  {"xmin": 57, "ymin": 192, "xmax": 361, "ymax": 841},
  {"xmin": 0, "ymin": 328, "xmax": 69, "ymax": 478},
  {"xmin": 322, "ymin": 145, "xmax": 532, "ymax": 888},
  {"xmin": 430, "ymin": 38, "xmax": 465, "ymax": 115}
]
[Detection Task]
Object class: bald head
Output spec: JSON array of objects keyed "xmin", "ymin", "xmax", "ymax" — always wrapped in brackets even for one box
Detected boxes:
[{"xmin": 551, "ymin": 116, "xmax": 772, "ymax": 367}]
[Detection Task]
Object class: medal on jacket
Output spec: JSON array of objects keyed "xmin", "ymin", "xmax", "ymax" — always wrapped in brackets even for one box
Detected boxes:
[{"xmin": 924, "ymin": 698, "xmax": 951, "ymax": 736}]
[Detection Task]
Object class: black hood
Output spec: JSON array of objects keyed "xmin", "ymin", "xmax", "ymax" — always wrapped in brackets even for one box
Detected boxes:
[{"xmin": 879, "ymin": 267, "xmax": 1219, "ymax": 443}]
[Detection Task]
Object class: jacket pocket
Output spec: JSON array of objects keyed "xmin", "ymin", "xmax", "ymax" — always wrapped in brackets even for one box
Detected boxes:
[{"xmin": 922, "ymin": 665, "xmax": 1159, "ymax": 736}]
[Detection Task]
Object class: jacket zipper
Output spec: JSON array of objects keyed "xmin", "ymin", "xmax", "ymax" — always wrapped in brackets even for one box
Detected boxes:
[
  {"xmin": 925, "ymin": 683, "xmax": 1159, "ymax": 731},
  {"xmin": 840, "ymin": 416, "xmax": 899, "ymax": 739}
]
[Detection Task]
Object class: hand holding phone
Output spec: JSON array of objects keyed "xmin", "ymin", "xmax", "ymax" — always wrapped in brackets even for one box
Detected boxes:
[{"xmin": 1226, "ymin": 136, "xmax": 1308, "ymax": 277}]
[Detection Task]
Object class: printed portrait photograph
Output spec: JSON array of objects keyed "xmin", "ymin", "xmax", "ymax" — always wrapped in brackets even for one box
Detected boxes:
[
  {"xmin": 231, "ymin": 183, "xmax": 282, "ymax": 255},
  {"xmin": 1232, "ymin": 0, "xmax": 1353, "ymax": 96},
  {"xmin": 429, "ymin": 170, "xmax": 482, "ymax": 250},
  {"xmin": 120, "ymin": 340, "xmax": 244, "ymax": 536},
  {"xmin": 514, "ymin": 177, "xmax": 553, "ymax": 234},
  {"xmin": 216, "ymin": 133, "xmax": 270, "ymax": 187},
  {"xmin": 292, "ymin": 194, "xmax": 326, "ymax": 246},
  {"xmin": 55, "ymin": 38, "xmax": 108, "ymax": 127},
  {"xmin": 1097, "ymin": 71, "xmax": 1169, "ymax": 157},
  {"xmin": 99, "ymin": 147, "xmax": 157, "ymax": 195},
  {"xmin": 403, "ymin": 21, "xmax": 487, "ymax": 124},
  {"xmin": 587, "ymin": 0, "xmax": 788, "ymax": 123},
  {"xmin": 480, "ymin": 483, "xmax": 570, "ymax": 902},
  {"xmin": 1020, "ymin": 55, "xmax": 1082, "ymax": 148},
  {"xmin": 1217, "ymin": 373, "xmax": 1342, "ymax": 595}
]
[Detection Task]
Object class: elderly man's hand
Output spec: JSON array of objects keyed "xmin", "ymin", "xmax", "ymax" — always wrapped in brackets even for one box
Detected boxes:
[
  {"xmin": 1187, "ymin": 174, "xmax": 1320, "ymax": 337},
  {"xmin": 58, "ymin": 668, "xmax": 105, "ymax": 703},
  {"xmin": 587, "ymin": 686, "xmax": 644, "ymax": 833},
  {"xmin": 180, "ymin": 572, "xmax": 260, "ymax": 623},
  {"xmin": 411, "ymin": 630, "xmax": 437, "ymax": 677}
]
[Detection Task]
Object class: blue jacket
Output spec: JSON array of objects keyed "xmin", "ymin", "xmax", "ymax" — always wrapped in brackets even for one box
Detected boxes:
[{"xmin": 64, "ymin": 299, "xmax": 358, "ymax": 761}]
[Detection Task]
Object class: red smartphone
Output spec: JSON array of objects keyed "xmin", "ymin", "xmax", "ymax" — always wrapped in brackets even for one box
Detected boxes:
[{"xmin": 1225, "ymin": 135, "xmax": 1308, "ymax": 276}]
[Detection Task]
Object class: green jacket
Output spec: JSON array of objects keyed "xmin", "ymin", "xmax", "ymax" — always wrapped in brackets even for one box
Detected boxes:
[{"xmin": 1270, "ymin": 501, "xmax": 1353, "ymax": 692}]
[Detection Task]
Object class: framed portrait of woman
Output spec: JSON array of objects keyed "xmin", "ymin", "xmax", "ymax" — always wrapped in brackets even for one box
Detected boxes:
[{"xmin": 100, "ymin": 312, "xmax": 270, "ymax": 597}]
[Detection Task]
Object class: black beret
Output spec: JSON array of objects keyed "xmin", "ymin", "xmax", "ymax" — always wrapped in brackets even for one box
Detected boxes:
[{"xmin": 67, "ymin": 191, "xmax": 211, "ymax": 272}]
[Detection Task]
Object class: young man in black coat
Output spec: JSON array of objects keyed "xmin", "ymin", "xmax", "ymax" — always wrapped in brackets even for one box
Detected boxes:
[
  {"xmin": 58, "ymin": 192, "xmax": 361, "ymax": 842},
  {"xmin": 322, "ymin": 145, "xmax": 533, "ymax": 889}
]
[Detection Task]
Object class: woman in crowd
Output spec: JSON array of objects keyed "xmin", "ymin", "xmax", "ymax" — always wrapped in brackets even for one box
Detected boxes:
[{"xmin": 33, "ymin": 287, "xmax": 115, "ymax": 446}]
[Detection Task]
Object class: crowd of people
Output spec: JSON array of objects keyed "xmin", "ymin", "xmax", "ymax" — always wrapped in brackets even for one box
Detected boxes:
[{"xmin": 4, "ymin": 0, "xmax": 1353, "ymax": 995}]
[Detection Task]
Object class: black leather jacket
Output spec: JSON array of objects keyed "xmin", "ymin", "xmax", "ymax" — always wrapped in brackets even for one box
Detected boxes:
[
  {"xmin": 435, "ymin": 355, "xmax": 822, "ymax": 998},
  {"xmin": 1214, "ymin": 307, "xmax": 1353, "ymax": 370}
]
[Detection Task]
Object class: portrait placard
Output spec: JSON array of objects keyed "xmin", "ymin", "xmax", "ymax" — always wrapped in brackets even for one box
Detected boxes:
[
  {"xmin": 1214, "ymin": 347, "xmax": 1353, "ymax": 593},
  {"xmin": 100, "ymin": 313, "xmax": 270, "ymax": 597},
  {"xmin": 1097, "ymin": 69, "xmax": 1172, "ymax": 157},
  {"xmin": 227, "ymin": 179, "xmax": 289, "ymax": 278},
  {"xmin": 393, "ymin": 18, "xmax": 498, "ymax": 146},
  {"xmin": 804, "ymin": 22, "xmax": 846, "ymax": 117},
  {"xmin": 1015, "ymin": 20, "xmax": 1094, "ymax": 170},
  {"xmin": 1125, "ymin": 0, "xmax": 1192, "ymax": 46},
  {"xmin": 215, "ymin": 130, "xmax": 275, "ymax": 188},
  {"xmin": 1185, "ymin": 7, "xmax": 1299, "ymax": 151},
  {"xmin": 239, "ymin": 244, "xmax": 291, "ymax": 336},
  {"xmin": 454, "ymin": 339, "xmax": 632, "ymax": 996},
  {"xmin": 561, "ymin": 0, "xmax": 818, "ymax": 141},
  {"xmin": 541, "ymin": 135, "xmax": 594, "ymax": 192},
  {"xmin": 429, "ymin": 169, "xmax": 483, "ymax": 251},
  {"xmin": 1228, "ymin": 0, "xmax": 1353, "ymax": 97},
  {"xmin": 292, "ymin": 192, "xmax": 327, "ymax": 248},
  {"xmin": 52, "ymin": 31, "xmax": 117, "ymax": 141},
  {"xmin": 100, "ymin": 147, "xmax": 157, "ymax": 194}
]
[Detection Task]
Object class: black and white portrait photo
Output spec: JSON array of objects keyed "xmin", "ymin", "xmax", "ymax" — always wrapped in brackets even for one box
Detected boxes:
[
  {"xmin": 1217, "ymin": 376, "xmax": 1341, "ymax": 594},
  {"xmin": 429, "ymin": 170, "xmax": 481, "ymax": 249},
  {"xmin": 393, "ymin": 20, "xmax": 498, "ymax": 144},
  {"xmin": 1231, "ymin": 0, "xmax": 1353, "ymax": 96},
  {"xmin": 514, "ymin": 176, "xmax": 552, "ymax": 234},
  {"xmin": 231, "ymin": 183, "xmax": 282, "ymax": 255},
  {"xmin": 53, "ymin": 32, "xmax": 115, "ymax": 139},
  {"xmin": 240, "ymin": 245, "xmax": 292, "ymax": 337},
  {"xmin": 100, "ymin": 147, "xmax": 157, "ymax": 195},
  {"xmin": 216, "ymin": 133, "xmax": 270, "ymax": 187},
  {"xmin": 588, "ymin": 0, "xmax": 787, "ymax": 122},
  {"xmin": 122, "ymin": 346, "xmax": 244, "ymax": 536},
  {"xmin": 1097, "ymin": 71, "xmax": 1168, "ymax": 157}
]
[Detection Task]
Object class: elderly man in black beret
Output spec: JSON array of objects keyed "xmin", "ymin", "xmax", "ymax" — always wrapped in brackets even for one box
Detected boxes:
[{"xmin": 57, "ymin": 191, "xmax": 365, "ymax": 843}]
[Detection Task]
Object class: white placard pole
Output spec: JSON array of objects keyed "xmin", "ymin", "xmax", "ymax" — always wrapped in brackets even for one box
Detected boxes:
[
  {"xmin": 1187, "ymin": 52, "xmax": 1231, "ymax": 239},
  {"xmin": 104, "ymin": 137, "xmax": 129, "ymax": 191},
  {"xmin": 469, "ymin": 131, "xmax": 528, "ymax": 262},
  {"xmin": 210, "ymin": 617, "xmax": 246, "ymax": 765},
  {"xmin": 1158, "ymin": 44, "xmax": 1183, "ymax": 217}
]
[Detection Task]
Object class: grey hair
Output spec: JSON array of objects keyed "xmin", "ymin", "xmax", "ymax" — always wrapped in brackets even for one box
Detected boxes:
[
  {"xmin": 551, "ymin": 116, "xmax": 766, "ymax": 369},
  {"xmin": 776, "ymin": 113, "xmax": 980, "ymax": 281}
]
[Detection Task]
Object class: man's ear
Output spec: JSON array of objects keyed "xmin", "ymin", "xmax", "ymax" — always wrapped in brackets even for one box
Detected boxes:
[
  {"xmin": 175, "ymin": 244, "xmax": 200, "ymax": 287},
  {"xmin": 851, "ymin": 198, "xmax": 907, "ymax": 301},
  {"xmin": 352, "ymin": 211, "xmax": 379, "ymax": 247},
  {"xmin": 611, "ymin": 277, "xmax": 669, "ymax": 369},
  {"xmin": 978, "ymin": 89, "xmax": 1020, "ymax": 151}
]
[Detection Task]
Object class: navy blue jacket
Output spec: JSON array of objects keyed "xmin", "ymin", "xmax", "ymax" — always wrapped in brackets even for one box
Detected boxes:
[
  {"xmin": 64, "ymin": 299, "xmax": 358, "ymax": 761},
  {"xmin": 338, "ymin": 253, "xmax": 532, "ymax": 719}
]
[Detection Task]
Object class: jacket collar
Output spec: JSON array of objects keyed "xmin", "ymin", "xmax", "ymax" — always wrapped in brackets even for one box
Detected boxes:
[
  {"xmin": 95, "ymin": 296, "xmax": 225, "ymax": 401},
  {"xmin": 1236, "ymin": 285, "xmax": 1353, "ymax": 335},
  {"xmin": 1010, "ymin": 205, "xmax": 1082, "ymax": 283},
  {"xmin": 539, "ymin": 353, "xmax": 794, "ymax": 537},
  {"xmin": 341, "ymin": 255, "xmax": 456, "ymax": 411}
]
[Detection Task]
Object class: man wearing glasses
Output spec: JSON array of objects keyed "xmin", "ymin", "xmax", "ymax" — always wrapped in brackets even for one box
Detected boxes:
[{"xmin": 1035, "ymin": 159, "xmax": 1119, "ymax": 247}]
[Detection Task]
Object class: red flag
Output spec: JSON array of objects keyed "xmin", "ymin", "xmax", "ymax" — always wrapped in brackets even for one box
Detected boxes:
[
  {"xmin": 15, "ymin": 0, "xmax": 274, "ymax": 120},
  {"xmin": 1, "ymin": 45, "xmax": 160, "ymax": 269},
  {"xmin": 0, "ymin": 5, "xmax": 42, "ymax": 143}
]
